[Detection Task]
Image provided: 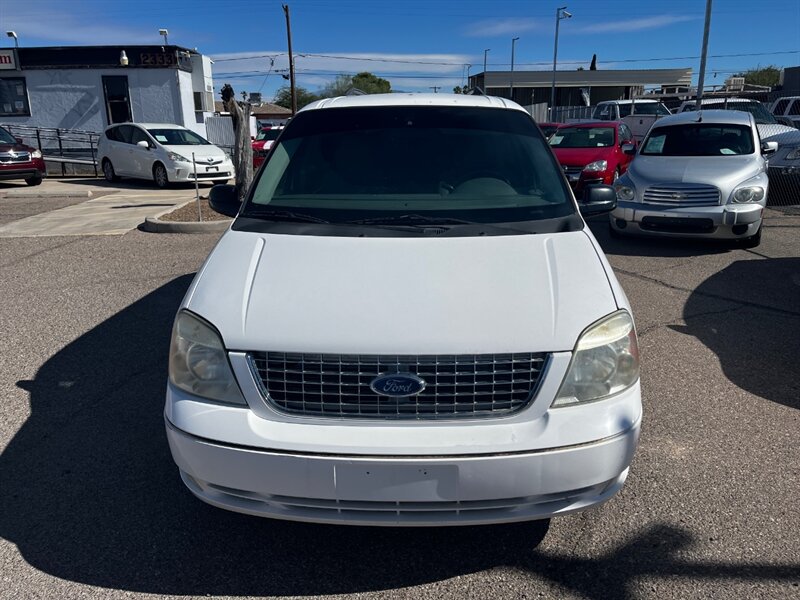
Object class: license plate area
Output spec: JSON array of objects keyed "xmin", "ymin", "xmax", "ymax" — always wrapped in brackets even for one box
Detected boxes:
[{"xmin": 334, "ymin": 463, "xmax": 458, "ymax": 501}]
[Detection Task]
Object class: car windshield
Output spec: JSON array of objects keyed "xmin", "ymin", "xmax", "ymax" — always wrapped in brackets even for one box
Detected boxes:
[
  {"xmin": 549, "ymin": 127, "xmax": 615, "ymax": 148},
  {"xmin": 241, "ymin": 106, "xmax": 576, "ymax": 233},
  {"xmin": 685, "ymin": 102, "xmax": 777, "ymax": 125},
  {"xmin": 256, "ymin": 129, "xmax": 282, "ymax": 141},
  {"xmin": 641, "ymin": 124, "xmax": 755, "ymax": 156},
  {"xmin": 146, "ymin": 128, "xmax": 210, "ymax": 145},
  {"xmin": 540, "ymin": 125, "xmax": 559, "ymax": 138},
  {"xmin": 0, "ymin": 127, "xmax": 17, "ymax": 144},
  {"xmin": 618, "ymin": 103, "xmax": 671, "ymax": 117}
]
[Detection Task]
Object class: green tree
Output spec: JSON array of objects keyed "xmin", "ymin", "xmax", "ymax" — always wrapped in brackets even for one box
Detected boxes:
[
  {"xmin": 273, "ymin": 85, "xmax": 320, "ymax": 110},
  {"xmin": 734, "ymin": 65, "xmax": 781, "ymax": 87},
  {"xmin": 453, "ymin": 86, "xmax": 464, "ymax": 94},
  {"xmin": 351, "ymin": 72, "xmax": 392, "ymax": 94},
  {"xmin": 321, "ymin": 74, "xmax": 355, "ymax": 97}
]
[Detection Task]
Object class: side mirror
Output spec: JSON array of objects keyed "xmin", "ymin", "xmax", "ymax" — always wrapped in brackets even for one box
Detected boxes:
[
  {"xmin": 761, "ymin": 141, "xmax": 778, "ymax": 156},
  {"xmin": 621, "ymin": 142, "xmax": 636, "ymax": 155},
  {"xmin": 209, "ymin": 184, "xmax": 242, "ymax": 217},
  {"xmin": 136, "ymin": 140, "xmax": 150, "ymax": 149},
  {"xmin": 579, "ymin": 185, "xmax": 617, "ymax": 216}
]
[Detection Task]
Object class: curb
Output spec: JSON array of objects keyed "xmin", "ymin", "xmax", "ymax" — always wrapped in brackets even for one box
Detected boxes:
[
  {"xmin": 0, "ymin": 190, "xmax": 94, "ymax": 199},
  {"xmin": 140, "ymin": 216, "xmax": 232, "ymax": 234}
]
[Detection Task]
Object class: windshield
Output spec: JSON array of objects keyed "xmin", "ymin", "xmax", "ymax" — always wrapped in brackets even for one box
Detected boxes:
[
  {"xmin": 241, "ymin": 106, "xmax": 576, "ymax": 234},
  {"xmin": 540, "ymin": 124, "xmax": 559, "ymax": 138},
  {"xmin": 146, "ymin": 128, "xmax": 210, "ymax": 145},
  {"xmin": 684, "ymin": 101, "xmax": 777, "ymax": 124},
  {"xmin": 549, "ymin": 127, "xmax": 615, "ymax": 148},
  {"xmin": 0, "ymin": 127, "xmax": 16, "ymax": 144},
  {"xmin": 642, "ymin": 124, "xmax": 755, "ymax": 156},
  {"xmin": 256, "ymin": 129, "xmax": 282, "ymax": 141},
  {"xmin": 618, "ymin": 103, "xmax": 671, "ymax": 117}
]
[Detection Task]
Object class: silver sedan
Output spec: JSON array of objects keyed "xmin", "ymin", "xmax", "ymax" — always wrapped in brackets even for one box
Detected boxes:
[{"xmin": 610, "ymin": 110, "xmax": 774, "ymax": 248}]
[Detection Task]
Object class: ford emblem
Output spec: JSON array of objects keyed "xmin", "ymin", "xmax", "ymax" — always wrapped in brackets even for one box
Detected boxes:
[{"xmin": 370, "ymin": 373, "xmax": 426, "ymax": 397}]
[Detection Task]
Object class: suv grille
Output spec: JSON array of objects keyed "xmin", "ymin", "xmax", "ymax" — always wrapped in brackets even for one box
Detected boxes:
[
  {"xmin": 0, "ymin": 152, "xmax": 32, "ymax": 163},
  {"xmin": 643, "ymin": 184, "xmax": 720, "ymax": 206},
  {"xmin": 249, "ymin": 352, "xmax": 548, "ymax": 419}
]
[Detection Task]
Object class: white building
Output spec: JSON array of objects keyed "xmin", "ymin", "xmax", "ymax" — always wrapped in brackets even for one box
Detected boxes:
[{"xmin": 0, "ymin": 45, "xmax": 215, "ymax": 137}]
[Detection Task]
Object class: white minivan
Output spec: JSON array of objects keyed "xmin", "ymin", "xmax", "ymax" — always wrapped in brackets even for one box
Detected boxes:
[{"xmin": 165, "ymin": 94, "xmax": 641, "ymax": 527}]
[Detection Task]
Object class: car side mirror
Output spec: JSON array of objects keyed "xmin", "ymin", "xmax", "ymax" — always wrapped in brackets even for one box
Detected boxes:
[
  {"xmin": 579, "ymin": 185, "xmax": 617, "ymax": 216},
  {"xmin": 136, "ymin": 140, "xmax": 150, "ymax": 149},
  {"xmin": 209, "ymin": 184, "xmax": 242, "ymax": 217},
  {"xmin": 621, "ymin": 143, "xmax": 636, "ymax": 155},
  {"xmin": 761, "ymin": 141, "xmax": 778, "ymax": 156}
]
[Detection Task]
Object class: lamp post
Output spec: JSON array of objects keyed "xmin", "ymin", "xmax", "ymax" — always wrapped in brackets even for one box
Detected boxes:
[
  {"xmin": 510, "ymin": 37, "xmax": 519, "ymax": 101},
  {"xmin": 549, "ymin": 7, "xmax": 572, "ymax": 119},
  {"xmin": 483, "ymin": 48, "xmax": 490, "ymax": 74},
  {"xmin": 158, "ymin": 28, "xmax": 169, "ymax": 45},
  {"xmin": 6, "ymin": 31, "xmax": 18, "ymax": 48}
]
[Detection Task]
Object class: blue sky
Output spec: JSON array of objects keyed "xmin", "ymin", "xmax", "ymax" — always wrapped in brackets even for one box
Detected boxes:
[{"xmin": 2, "ymin": 0, "xmax": 799, "ymax": 100}]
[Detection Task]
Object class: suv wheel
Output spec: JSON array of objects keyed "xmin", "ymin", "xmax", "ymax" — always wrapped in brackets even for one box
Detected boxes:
[
  {"xmin": 102, "ymin": 159, "xmax": 119, "ymax": 182},
  {"xmin": 741, "ymin": 225, "xmax": 762, "ymax": 249},
  {"xmin": 153, "ymin": 163, "xmax": 169, "ymax": 189},
  {"xmin": 25, "ymin": 175, "xmax": 43, "ymax": 186}
]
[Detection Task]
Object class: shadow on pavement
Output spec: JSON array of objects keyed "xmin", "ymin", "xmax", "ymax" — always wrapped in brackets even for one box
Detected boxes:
[
  {"xmin": 671, "ymin": 257, "xmax": 800, "ymax": 410},
  {"xmin": 1, "ymin": 276, "xmax": 797, "ymax": 596}
]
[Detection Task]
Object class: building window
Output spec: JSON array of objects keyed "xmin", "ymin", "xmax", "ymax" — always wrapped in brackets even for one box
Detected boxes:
[
  {"xmin": 193, "ymin": 91, "xmax": 214, "ymax": 112},
  {"xmin": 102, "ymin": 76, "xmax": 132, "ymax": 124},
  {"xmin": 0, "ymin": 77, "xmax": 31, "ymax": 116}
]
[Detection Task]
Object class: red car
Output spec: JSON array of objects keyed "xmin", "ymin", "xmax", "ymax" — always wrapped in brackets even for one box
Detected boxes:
[
  {"xmin": 252, "ymin": 125, "xmax": 285, "ymax": 169},
  {"xmin": 0, "ymin": 126, "xmax": 46, "ymax": 186},
  {"xmin": 549, "ymin": 121, "xmax": 635, "ymax": 196}
]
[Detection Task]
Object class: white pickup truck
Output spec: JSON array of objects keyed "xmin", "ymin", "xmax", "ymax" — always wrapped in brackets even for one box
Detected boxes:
[{"xmin": 590, "ymin": 100, "xmax": 672, "ymax": 142}]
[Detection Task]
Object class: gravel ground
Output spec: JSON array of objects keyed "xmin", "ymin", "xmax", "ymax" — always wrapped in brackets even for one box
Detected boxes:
[
  {"xmin": 159, "ymin": 198, "xmax": 230, "ymax": 222},
  {"xmin": 0, "ymin": 206, "xmax": 798, "ymax": 600}
]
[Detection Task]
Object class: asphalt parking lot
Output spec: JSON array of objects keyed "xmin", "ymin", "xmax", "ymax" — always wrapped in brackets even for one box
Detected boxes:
[{"xmin": 0, "ymin": 196, "xmax": 798, "ymax": 599}]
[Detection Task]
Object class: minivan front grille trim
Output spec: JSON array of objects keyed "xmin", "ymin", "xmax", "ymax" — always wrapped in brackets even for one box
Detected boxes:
[
  {"xmin": 247, "ymin": 352, "xmax": 549, "ymax": 420},
  {"xmin": 642, "ymin": 183, "xmax": 720, "ymax": 207}
]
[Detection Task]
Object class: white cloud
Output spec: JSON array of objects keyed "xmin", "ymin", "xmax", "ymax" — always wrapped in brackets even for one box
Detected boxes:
[
  {"xmin": 463, "ymin": 18, "xmax": 542, "ymax": 38},
  {"xmin": 574, "ymin": 15, "xmax": 698, "ymax": 34}
]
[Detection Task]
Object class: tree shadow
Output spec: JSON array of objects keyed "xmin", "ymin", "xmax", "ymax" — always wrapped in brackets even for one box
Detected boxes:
[
  {"xmin": 2, "ymin": 275, "xmax": 797, "ymax": 596},
  {"xmin": 671, "ymin": 257, "xmax": 800, "ymax": 410}
]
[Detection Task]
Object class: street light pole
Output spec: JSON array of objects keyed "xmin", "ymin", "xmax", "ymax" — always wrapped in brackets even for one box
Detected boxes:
[
  {"xmin": 550, "ymin": 6, "xmax": 572, "ymax": 119},
  {"xmin": 696, "ymin": 0, "xmax": 713, "ymax": 105},
  {"xmin": 483, "ymin": 48, "xmax": 490, "ymax": 74},
  {"xmin": 510, "ymin": 37, "xmax": 519, "ymax": 101}
]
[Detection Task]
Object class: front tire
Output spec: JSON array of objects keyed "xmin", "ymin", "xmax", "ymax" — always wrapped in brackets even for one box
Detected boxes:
[
  {"xmin": 153, "ymin": 163, "xmax": 169, "ymax": 189},
  {"xmin": 25, "ymin": 175, "xmax": 43, "ymax": 186},
  {"xmin": 102, "ymin": 159, "xmax": 119, "ymax": 183},
  {"xmin": 740, "ymin": 225, "xmax": 762, "ymax": 249}
]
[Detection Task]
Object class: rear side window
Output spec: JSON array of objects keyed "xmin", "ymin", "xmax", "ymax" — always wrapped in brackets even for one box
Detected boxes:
[
  {"xmin": 773, "ymin": 99, "xmax": 791, "ymax": 115},
  {"xmin": 642, "ymin": 124, "xmax": 754, "ymax": 156},
  {"xmin": 788, "ymin": 100, "xmax": 800, "ymax": 116}
]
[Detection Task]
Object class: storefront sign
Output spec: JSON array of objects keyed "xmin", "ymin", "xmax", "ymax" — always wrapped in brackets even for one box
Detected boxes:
[{"xmin": 0, "ymin": 49, "xmax": 17, "ymax": 70}]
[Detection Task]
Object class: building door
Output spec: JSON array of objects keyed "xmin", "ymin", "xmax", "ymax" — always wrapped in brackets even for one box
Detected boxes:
[{"xmin": 102, "ymin": 76, "xmax": 132, "ymax": 124}]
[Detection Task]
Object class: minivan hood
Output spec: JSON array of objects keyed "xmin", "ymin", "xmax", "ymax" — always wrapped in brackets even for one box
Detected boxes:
[
  {"xmin": 162, "ymin": 144, "xmax": 228, "ymax": 160},
  {"xmin": 628, "ymin": 154, "xmax": 762, "ymax": 191},
  {"xmin": 183, "ymin": 230, "xmax": 618, "ymax": 354}
]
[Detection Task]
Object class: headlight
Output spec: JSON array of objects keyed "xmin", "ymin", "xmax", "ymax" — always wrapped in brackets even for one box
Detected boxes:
[
  {"xmin": 553, "ymin": 311, "xmax": 639, "ymax": 407},
  {"xmin": 615, "ymin": 184, "xmax": 635, "ymax": 201},
  {"xmin": 786, "ymin": 148, "xmax": 800, "ymax": 160},
  {"xmin": 31, "ymin": 149, "xmax": 43, "ymax": 159},
  {"xmin": 731, "ymin": 186, "xmax": 765, "ymax": 203},
  {"xmin": 167, "ymin": 151, "xmax": 190, "ymax": 162},
  {"xmin": 583, "ymin": 160, "xmax": 608, "ymax": 172},
  {"xmin": 168, "ymin": 311, "xmax": 246, "ymax": 405}
]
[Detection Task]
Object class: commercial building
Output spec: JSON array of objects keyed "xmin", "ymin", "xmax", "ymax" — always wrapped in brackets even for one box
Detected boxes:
[{"xmin": 0, "ymin": 45, "xmax": 215, "ymax": 136}]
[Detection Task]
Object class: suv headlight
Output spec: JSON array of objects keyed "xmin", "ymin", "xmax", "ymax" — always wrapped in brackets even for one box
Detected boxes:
[
  {"xmin": 31, "ymin": 149, "xmax": 43, "ymax": 159},
  {"xmin": 615, "ymin": 184, "xmax": 635, "ymax": 201},
  {"xmin": 583, "ymin": 160, "xmax": 608, "ymax": 172},
  {"xmin": 168, "ymin": 151, "xmax": 190, "ymax": 163},
  {"xmin": 553, "ymin": 311, "xmax": 640, "ymax": 407},
  {"xmin": 785, "ymin": 148, "xmax": 800, "ymax": 160},
  {"xmin": 731, "ymin": 186, "xmax": 765, "ymax": 203},
  {"xmin": 168, "ymin": 311, "xmax": 246, "ymax": 405}
]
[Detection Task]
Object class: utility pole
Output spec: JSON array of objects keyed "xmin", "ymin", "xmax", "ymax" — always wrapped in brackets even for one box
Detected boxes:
[
  {"xmin": 550, "ymin": 6, "xmax": 572, "ymax": 119},
  {"xmin": 510, "ymin": 37, "xmax": 519, "ymax": 101},
  {"xmin": 696, "ymin": 0, "xmax": 713, "ymax": 106},
  {"xmin": 282, "ymin": 4, "xmax": 297, "ymax": 115},
  {"xmin": 483, "ymin": 48, "xmax": 490, "ymax": 74}
]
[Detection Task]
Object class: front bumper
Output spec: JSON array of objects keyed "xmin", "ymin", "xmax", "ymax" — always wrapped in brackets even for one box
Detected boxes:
[
  {"xmin": 0, "ymin": 160, "xmax": 46, "ymax": 180},
  {"xmin": 169, "ymin": 162, "xmax": 233, "ymax": 183},
  {"xmin": 166, "ymin": 417, "xmax": 639, "ymax": 526},
  {"xmin": 611, "ymin": 200, "xmax": 764, "ymax": 239}
]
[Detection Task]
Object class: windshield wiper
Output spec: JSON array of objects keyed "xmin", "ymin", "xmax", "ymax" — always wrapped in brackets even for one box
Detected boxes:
[
  {"xmin": 244, "ymin": 208, "xmax": 330, "ymax": 224},
  {"xmin": 346, "ymin": 214, "xmax": 475, "ymax": 226}
]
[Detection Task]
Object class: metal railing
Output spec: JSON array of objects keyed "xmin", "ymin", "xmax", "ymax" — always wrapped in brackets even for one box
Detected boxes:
[{"xmin": 0, "ymin": 124, "xmax": 100, "ymax": 176}]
